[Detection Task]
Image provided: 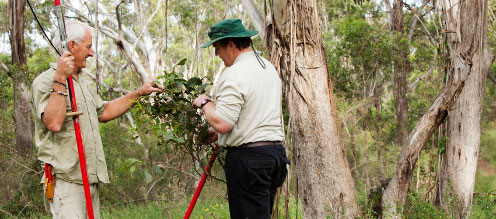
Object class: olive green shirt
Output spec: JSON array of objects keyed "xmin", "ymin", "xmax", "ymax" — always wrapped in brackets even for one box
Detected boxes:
[
  {"xmin": 31, "ymin": 63, "xmax": 109, "ymax": 184},
  {"xmin": 214, "ymin": 52, "xmax": 284, "ymax": 146}
]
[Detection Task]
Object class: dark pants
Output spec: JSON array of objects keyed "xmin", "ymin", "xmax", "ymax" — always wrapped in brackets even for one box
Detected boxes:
[{"xmin": 224, "ymin": 144, "xmax": 290, "ymax": 219}]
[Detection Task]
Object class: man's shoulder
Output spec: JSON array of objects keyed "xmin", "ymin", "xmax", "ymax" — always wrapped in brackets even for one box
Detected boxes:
[{"xmin": 32, "ymin": 65, "xmax": 56, "ymax": 86}]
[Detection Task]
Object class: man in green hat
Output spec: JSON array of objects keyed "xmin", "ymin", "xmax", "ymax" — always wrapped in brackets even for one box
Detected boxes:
[{"xmin": 193, "ymin": 19, "xmax": 289, "ymax": 218}]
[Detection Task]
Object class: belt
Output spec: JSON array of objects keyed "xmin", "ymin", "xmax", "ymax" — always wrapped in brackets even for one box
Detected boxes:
[{"xmin": 241, "ymin": 141, "xmax": 282, "ymax": 147}]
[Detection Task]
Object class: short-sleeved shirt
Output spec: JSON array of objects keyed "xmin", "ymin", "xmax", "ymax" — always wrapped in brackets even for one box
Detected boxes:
[
  {"xmin": 214, "ymin": 52, "xmax": 284, "ymax": 146},
  {"xmin": 31, "ymin": 63, "xmax": 109, "ymax": 184}
]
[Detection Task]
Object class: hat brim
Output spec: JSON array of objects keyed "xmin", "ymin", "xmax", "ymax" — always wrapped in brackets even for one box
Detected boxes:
[{"xmin": 201, "ymin": 30, "xmax": 259, "ymax": 48}]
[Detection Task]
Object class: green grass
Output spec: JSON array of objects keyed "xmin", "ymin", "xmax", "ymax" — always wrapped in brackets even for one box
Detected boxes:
[
  {"xmin": 100, "ymin": 198, "xmax": 230, "ymax": 219},
  {"xmin": 28, "ymin": 195, "xmax": 302, "ymax": 219},
  {"xmin": 480, "ymin": 122, "xmax": 496, "ymax": 168},
  {"xmin": 475, "ymin": 122, "xmax": 496, "ymax": 194}
]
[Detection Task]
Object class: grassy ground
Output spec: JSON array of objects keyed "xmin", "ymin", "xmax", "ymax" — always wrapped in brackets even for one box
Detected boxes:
[
  {"xmin": 25, "ymin": 123, "xmax": 496, "ymax": 218},
  {"xmin": 29, "ymin": 195, "xmax": 303, "ymax": 219}
]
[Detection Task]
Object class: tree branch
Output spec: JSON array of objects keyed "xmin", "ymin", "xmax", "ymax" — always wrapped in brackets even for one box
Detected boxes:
[
  {"xmin": 241, "ymin": 0, "xmax": 266, "ymax": 44},
  {"xmin": 403, "ymin": 1, "xmax": 437, "ymax": 47},
  {"xmin": 0, "ymin": 58, "xmax": 11, "ymax": 78},
  {"xmin": 407, "ymin": 0, "xmax": 429, "ymax": 43},
  {"xmin": 382, "ymin": 71, "xmax": 470, "ymax": 217},
  {"xmin": 131, "ymin": 0, "xmax": 164, "ymax": 51},
  {"xmin": 409, "ymin": 65, "xmax": 435, "ymax": 92},
  {"xmin": 65, "ymin": 4, "xmax": 149, "ymax": 82}
]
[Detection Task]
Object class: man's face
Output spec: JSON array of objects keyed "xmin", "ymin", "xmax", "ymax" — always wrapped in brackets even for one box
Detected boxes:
[
  {"xmin": 70, "ymin": 29, "xmax": 94, "ymax": 71},
  {"xmin": 213, "ymin": 41, "xmax": 235, "ymax": 67}
]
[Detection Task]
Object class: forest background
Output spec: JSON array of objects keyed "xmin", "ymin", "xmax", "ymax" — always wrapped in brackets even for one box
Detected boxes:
[{"xmin": 1, "ymin": 0, "xmax": 496, "ymax": 218}]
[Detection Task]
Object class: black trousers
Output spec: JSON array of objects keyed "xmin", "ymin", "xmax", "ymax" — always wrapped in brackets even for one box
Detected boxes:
[{"xmin": 224, "ymin": 144, "xmax": 290, "ymax": 219}]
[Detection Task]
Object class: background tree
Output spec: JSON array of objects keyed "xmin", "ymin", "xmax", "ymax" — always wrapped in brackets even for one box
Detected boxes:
[
  {"xmin": 1, "ymin": 0, "xmax": 496, "ymax": 217},
  {"xmin": 244, "ymin": 0, "xmax": 360, "ymax": 217},
  {"xmin": 8, "ymin": 0, "xmax": 32, "ymax": 158},
  {"xmin": 435, "ymin": 0, "xmax": 495, "ymax": 217}
]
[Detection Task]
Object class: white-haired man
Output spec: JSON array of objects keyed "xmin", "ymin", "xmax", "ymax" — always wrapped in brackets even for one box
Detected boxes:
[{"xmin": 31, "ymin": 20, "xmax": 162, "ymax": 218}]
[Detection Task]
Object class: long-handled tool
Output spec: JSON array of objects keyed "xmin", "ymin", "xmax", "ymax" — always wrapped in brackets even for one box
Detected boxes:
[
  {"xmin": 184, "ymin": 144, "xmax": 220, "ymax": 219},
  {"xmin": 37, "ymin": 1, "xmax": 94, "ymax": 218},
  {"xmin": 27, "ymin": 0, "xmax": 93, "ymax": 215}
]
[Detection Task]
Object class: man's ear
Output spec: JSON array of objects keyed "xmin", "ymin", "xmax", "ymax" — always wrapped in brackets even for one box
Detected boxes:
[{"xmin": 68, "ymin": 40, "xmax": 75, "ymax": 53}]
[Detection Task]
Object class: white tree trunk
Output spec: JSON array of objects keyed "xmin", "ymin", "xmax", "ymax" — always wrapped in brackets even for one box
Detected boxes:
[
  {"xmin": 244, "ymin": 0, "xmax": 360, "ymax": 217},
  {"xmin": 436, "ymin": 0, "xmax": 494, "ymax": 217},
  {"xmin": 381, "ymin": 75, "xmax": 468, "ymax": 218}
]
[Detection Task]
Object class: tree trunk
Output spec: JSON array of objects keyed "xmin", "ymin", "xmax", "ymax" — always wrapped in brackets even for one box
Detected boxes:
[
  {"xmin": 9, "ymin": 0, "xmax": 32, "ymax": 158},
  {"xmin": 374, "ymin": 85, "xmax": 386, "ymax": 178},
  {"xmin": 381, "ymin": 75, "xmax": 469, "ymax": 218},
  {"xmin": 263, "ymin": 0, "xmax": 359, "ymax": 217},
  {"xmin": 94, "ymin": 0, "xmax": 100, "ymax": 94},
  {"xmin": 435, "ymin": 0, "xmax": 494, "ymax": 217},
  {"xmin": 391, "ymin": 0, "xmax": 409, "ymax": 146}
]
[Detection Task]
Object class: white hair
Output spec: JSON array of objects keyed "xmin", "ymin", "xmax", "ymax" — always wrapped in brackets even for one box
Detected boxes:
[{"xmin": 52, "ymin": 20, "xmax": 92, "ymax": 56}]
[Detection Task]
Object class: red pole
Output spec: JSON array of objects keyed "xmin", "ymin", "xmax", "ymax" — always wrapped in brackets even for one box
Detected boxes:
[
  {"xmin": 184, "ymin": 144, "xmax": 220, "ymax": 219},
  {"xmin": 53, "ymin": 1, "xmax": 94, "ymax": 218}
]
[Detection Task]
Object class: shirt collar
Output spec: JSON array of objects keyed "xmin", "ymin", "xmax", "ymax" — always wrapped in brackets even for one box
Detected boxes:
[
  {"xmin": 232, "ymin": 50, "xmax": 255, "ymax": 66},
  {"xmin": 49, "ymin": 62, "xmax": 84, "ymax": 82}
]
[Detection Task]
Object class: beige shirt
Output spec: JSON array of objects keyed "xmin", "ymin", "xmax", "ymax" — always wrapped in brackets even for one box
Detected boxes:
[
  {"xmin": 214, "ymin": 52, "xmax": 284, "ymax": 146},
  {"xmin": 31, "ymin": 63, "xmax": 109, "ymax": 184}
]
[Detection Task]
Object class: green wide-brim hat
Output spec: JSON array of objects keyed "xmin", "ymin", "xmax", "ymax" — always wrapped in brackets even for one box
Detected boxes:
[{"xmin": 201, "ymin": 19, "xmax": 258, "ymax": 48}]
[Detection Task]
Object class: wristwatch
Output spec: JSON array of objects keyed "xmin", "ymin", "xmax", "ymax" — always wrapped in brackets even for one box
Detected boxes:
[{"xmin": 200, "ymin": 99, "xmax": 212, "ymax": 109}]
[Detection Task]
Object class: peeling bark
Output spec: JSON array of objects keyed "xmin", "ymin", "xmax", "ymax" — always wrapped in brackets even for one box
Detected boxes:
[
  {"xmin": 381, "ymin": 74, "xmax": 468, "ymax": 218},
  {"xmin": 244, "ymin": 0, "xmax": 360, "ymax": 217},
  {"xmin": 435, "ymin": 0, "xmax": 495, "ymax": 217}
]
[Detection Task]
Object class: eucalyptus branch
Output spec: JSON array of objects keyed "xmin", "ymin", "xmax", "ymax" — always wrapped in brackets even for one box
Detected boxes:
[
  {"xmin": 403, "ymin": 1, "xmax": 438, "ymax": 48},
  {"xmin": 409, "ymin": 66, "xmax": 436, "ymax": 92},
  {"xmin": 0, "ymin": 58, "xmax": 11, "ymax": 78},
  {"xmin": 131, "ymin": 0, "xmax": 164, "ymax": 51}
]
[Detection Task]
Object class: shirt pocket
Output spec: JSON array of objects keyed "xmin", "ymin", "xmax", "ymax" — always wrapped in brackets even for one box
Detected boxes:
[{"xmin": 54, "ymin": 121, "xmax": 77, "ymax": 152}]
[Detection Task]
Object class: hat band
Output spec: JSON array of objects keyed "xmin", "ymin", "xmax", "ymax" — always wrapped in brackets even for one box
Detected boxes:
[{"xmin": 210, "ymin": 28, "xmax": 249, "ymax": 40}]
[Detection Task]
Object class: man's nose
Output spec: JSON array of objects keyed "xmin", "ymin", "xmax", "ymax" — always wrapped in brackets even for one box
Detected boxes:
[{"xmin": 88, "ymin": 48, "xmax": 94, "ymax": 57}]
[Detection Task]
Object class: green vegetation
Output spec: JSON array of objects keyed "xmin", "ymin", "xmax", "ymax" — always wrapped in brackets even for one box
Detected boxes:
[{"xmin": 1, "ymin": 0, "xmax": 496, "ymax": 218}]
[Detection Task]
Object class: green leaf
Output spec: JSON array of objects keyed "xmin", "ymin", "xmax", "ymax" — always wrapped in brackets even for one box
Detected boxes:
[
  {"xmin": 130, "ymin": 166, "xmax": 136, "ymax": 173},
  {"xmin": 175, "ymin": 137, "xmax": 185, "ymax": 143},
  {"xmin": 153, "ymin": 165, "xmax": 163, "ymax": 174},
  {"xmin": 145, "ymin": 171, "xmax": 152, "ymax": 183},
  {"xmin": 173, "ymin": 58, "xmax": 188, "ymax": 72},
  {"xmin": 186, "ymin": 78, "xmax": 202, "ymax": 89},
  {"xmin": 164, "ymin": 132, "xmax": 174, "ymax": 141},
  {"xmin": 177, "ymin": 58, "xmax": 187, "ymax": 66}
]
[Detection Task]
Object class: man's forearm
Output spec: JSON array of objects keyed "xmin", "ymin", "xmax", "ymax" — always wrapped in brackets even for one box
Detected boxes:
[
  {"xmin": 98, "ymin": 90, "xmax": 139, "ymax": 123},
  {"xmin": 42, "ymin": 75, "xmax": 69, "ymax": 132},
  {"xmin": 202, "ymin": 103, "xmax": 233, "ymax": 134}
]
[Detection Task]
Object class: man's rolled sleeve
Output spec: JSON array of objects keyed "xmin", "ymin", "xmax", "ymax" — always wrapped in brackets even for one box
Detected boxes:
[
  {"xmin": 214, "ymin": 79, "xmax": 244, "ymax": 126},
  {"xmin": 32, "ymin": 78, "xmax": 53, "ymax": 120}
]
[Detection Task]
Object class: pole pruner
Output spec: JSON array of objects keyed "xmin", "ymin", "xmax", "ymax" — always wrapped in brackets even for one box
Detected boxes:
[
  {"xmin": 53, "ymin": 1, "xmax": 94, "ymax": 218},
  {"xmin": 184, "ymin": 144, "xmax": 220, "ymax": 219}
]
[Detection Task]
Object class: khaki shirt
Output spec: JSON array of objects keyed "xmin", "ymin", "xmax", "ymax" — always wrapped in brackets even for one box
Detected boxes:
[
  {"xmin": 31, "ymin": 63, "xmax": 109, "ymax": 184},
  {"xmin": 214, "ymin": 52, "xmax": 284, "ymax": 146}
]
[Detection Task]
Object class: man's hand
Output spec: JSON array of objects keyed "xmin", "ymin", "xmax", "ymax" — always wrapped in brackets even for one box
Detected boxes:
[
  {"xmin": 193, "ymin": 94, "xmax": 210, "ymax": 108},
  {"xmin": 206, "ymin": 127, "xmax": 218, "ymax": 143},
  {"xmin": 137, "ymin": 80, "xmax": 164, "ymax": 97},
  {"xmin": 55, "ymin": 51, "xmax": 74, "ymax": 80}
]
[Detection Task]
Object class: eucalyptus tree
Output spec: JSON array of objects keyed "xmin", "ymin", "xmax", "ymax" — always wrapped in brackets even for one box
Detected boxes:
[
  {"xmin": 435, "ymin": 0, "xmax": 495, "ymax": 217},
  {"xmin": 243, "ymin": 0, "xmax": 360, "ymax": 217},
  {"xmin": 8, "ymin": 0, "xmax": 32, "ymax": 157}
]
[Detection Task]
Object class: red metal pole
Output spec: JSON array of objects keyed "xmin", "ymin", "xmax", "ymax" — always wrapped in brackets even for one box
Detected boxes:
[
  {"xmin": 53, "ymin": 1, "xmax": 94, "ymax": 218},
  {"xmin": 184, "ymin": 144, "xmax": 220, "ymax": 219}
]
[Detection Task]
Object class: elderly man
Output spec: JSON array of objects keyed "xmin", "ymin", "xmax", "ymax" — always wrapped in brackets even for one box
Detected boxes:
[
  {"xmin": 31, "ymin": 20, "xmax": 162, "ymax": 218},
  {"xmin": 193, "ymin": 19, "xmax": 290, "ymax": 219}
]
